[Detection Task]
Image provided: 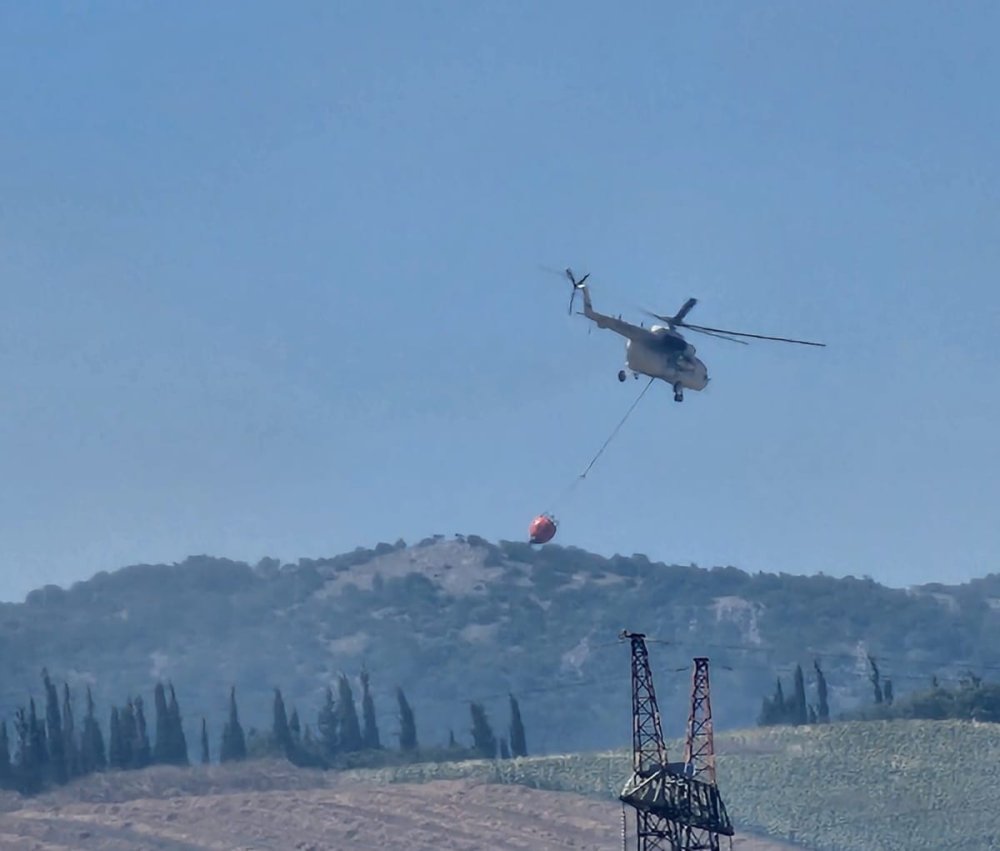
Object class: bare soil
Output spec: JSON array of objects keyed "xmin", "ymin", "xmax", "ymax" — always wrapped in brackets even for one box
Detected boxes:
[{"xmin": 0, "ymin": 763, "xmax": 800, "ymax": 850}]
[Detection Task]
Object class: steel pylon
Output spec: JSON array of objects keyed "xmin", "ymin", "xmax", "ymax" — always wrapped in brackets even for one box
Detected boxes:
[
  {"xmin": 619, "ymin": 633, "xmax": 734, "ymax": 851},
  {"xmin": 681, "ymin": 657, "xmax": 725, "ymax": 850},
  {"xmin": 621, "ymin": 630, "xmax": 681, "ymax": 850}
]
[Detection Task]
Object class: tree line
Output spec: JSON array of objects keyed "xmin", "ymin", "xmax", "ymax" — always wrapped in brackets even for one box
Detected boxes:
[
  {"xmin": 853, "ymin": 670, "xmax": 1000, "ymax": 724},
  {"xmin": 758, "ymin": 661, "xmax": 830, "ymax": 727},
  {"xmin": 758, "ymin": 656, "xmax": 894, "ymax": 727},
  {"xmin": 755, "ymin": 654, "xmax": 1000, "ymax": 727},
  {"xmin": 0, "ymin": 666, "xmax": 529, "ymax": 796}
]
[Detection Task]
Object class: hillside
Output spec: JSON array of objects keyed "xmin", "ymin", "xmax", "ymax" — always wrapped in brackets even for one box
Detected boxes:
[{"xmin": 2, "ymin": 536, "xmax": 999, "ymax": 755}]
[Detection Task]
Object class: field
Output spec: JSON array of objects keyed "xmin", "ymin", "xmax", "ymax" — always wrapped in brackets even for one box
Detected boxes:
[
  {"xmin": 369, "ymin": 719, "xmax": 997, "ymax": 851},
  {"xmin": 712, "ymin": 720, "xmax": 1000, "ymax": 850},
  {"xmin": 0, "ymin": 762, "xmax": 793, "ymax": 850},
  {"xmin": 2, "ymin": 719, "xmax": 998, "ymax": 849},
  {"xmin": 313, "ymin": 719, "xmax": 1000, "ymax": 850}
]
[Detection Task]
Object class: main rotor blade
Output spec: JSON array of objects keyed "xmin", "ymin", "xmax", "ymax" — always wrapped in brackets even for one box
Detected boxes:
[
  {"xmin": 640, "ymin": 298, "xmax": 696, "ymax": 325},
  {"xmin": 673, "ymin": 297, "xmax": 697, "ymax": 324},
  {"xmin": 639, "ymin": 308, "xmax": 673, "ymax": 323},
  {"xmin": 686, "ymin": 326, "xmax": 749, "ymax": 345},
  {"xmin": 681, "ymin": 322, "xmax": 826, "ymax": 347}
]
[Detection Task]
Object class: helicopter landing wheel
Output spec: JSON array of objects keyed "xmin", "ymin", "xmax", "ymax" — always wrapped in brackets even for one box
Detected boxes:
[
  {"xmin": 618, "ymin": 370, "xmax": 627, "ymax": 382},
  {"xmin": 673, "ymin": 383, "xmax": 683, "ymax": 402}
]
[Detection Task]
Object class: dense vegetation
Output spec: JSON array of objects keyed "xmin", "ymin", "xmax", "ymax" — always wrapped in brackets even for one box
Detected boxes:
[
  {"xmin": 0, "ymin": 666, "xmax": 528, "ymax": 796},
  {"xmin": 2, "ymin": 536, "xmax": 999, "ymax": 754}
]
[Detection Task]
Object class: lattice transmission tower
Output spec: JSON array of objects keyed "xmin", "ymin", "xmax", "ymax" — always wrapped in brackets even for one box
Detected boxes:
[
  {"xmin": 620, "ymin": 630, "xmax": 682, "ymax": 850},
  {"xmin": 618, "ymin": 632, "xmax": 734, "ymax": 851},
  {"xmin": 679, "ymin": 657, "xmax": 731, "ymax": 851}
]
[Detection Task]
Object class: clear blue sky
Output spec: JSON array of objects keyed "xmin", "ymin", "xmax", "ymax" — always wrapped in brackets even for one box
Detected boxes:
[{"xmin": 1, "ymin": 1, "xmax": 998, "ymax": 602}]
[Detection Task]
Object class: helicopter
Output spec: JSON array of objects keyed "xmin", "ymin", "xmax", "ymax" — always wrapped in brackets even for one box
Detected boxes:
[{"xmin": 561, "ymin": 268, "xmax": 825, "ymax": 402}]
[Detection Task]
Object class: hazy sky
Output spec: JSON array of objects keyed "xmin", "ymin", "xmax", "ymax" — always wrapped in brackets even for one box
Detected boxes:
[{"xmin": 1, "ymin": 1, "xmax": 998, "ymax": 602}]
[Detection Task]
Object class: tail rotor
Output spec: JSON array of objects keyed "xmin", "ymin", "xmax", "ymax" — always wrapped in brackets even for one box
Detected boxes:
[{"xmin": 565, "ymin": 267, "xmax": 590, "ymax": 315}]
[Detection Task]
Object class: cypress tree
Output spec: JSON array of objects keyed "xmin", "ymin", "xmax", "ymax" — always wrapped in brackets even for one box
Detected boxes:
[
  {"xmin": 42, "ymin": 670, "xmax": 67, "ymax": 784},
  {"xmin": 0, "ymin": 720, "xmax": 11, "ymax": 789},
  {"xmin": 200, "ymin": 718, "xmax": 210, "ymax": 764},
  {"xmin": 29, "ymin": 698, "xmax": 48, "ymax": 775},
  {"xmin": 774, "ymin": 678, "xmax": 787, "ymax": 722},
  {"xmin": 167, "ymin": 684, "xmax": 188, "ymax": 765},
  {"xmin": 808, "ymin": 704, "xmax": 818, "ymax": 724},
  {"xmin": 499, "ymin": 738, "xmax": 511, "ymax": 759},
  {"xmin": 317, "ymin": 686, "xmax": 337, "ymax": 760},
  {"xmin": 448, "ymin": 729, "xmax": 457, "ymax": 748},
  {"xmin": 792, "ymin": 664, "xmax": 808, "ymax": 726},
  {"xmin": 220, "ymin": 687, "xmax": 246, "ymax": 762},
  {"xmin": 61, "ymin": 683, "xmax": 79, "ymax": 779},
  {"xmin": 108, "ymin": 707, "xmax": 124, "ymax": 769},
  {"xmin": 360, "ymin": 668, "xmax": 380, "ymax": 750},
  {"xmin": 14, "ymin": 706, "xmax": 43, "ymax": 794},
  {"xmin": 508, "ymin": 694, "xmax": 527, "ymax": 757},
  {"xmin": 469, "ymin": 702, "xmax": 497, "ymax": 760},
  {"xmin": 153, "ymin": 683, "xmax": 171, "ymax": 764},
  {"xmin": 272, "ymin": 689, "xmax": 292, "ymax": 755},
  {"xmin": 133, "ymin": 696, "xmax": 151, "ymax": 768},
  {"xmin": 759, "ymin": 677, "xmax": 790, "ymax": 726},
  {"xmin": 868, "ymin": 655, "xmax": 883, "ymax": 704},
  {"xmin": 336, "ymin": 675, "xmax": 362, "ymax": 753},
  {"xmin": 118, "ymin": 702, "xmax": 136, "ymax": 768},
  {"xmin": 396, "ymin": 687, "xmax": 417, "ymax": 752},
  {"xmin": 201, "ymin": 717, "xmax": 212, "ymax": 765},
  {"xmin": 884, "ymin": 678, "xmax": 894, "ymax": 706},
  {"xmin": 814, "ymin": 660, "xmax": 830, "ymax": 723},
  {"xmin": 80, "ymin": 687, "xmax": 106, "ymax": 773},
  {"xmin": 11, "ymin": 711, "xmax": 26, "ymax": 791},
  {"xmin": 757, "ymin": 694, "xmax": 774, "ymax": 726},
  {"xmin": 289, "ymin": 708, "xmax": 301, "ymax": 747}
]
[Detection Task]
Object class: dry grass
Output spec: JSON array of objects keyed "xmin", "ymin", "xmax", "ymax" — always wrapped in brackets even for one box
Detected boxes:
[{"xmin": 0, "ymin": 761, "xmax": 799, "ymax": 850}]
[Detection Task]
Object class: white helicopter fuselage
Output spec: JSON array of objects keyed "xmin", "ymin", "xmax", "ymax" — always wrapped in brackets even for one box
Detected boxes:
[{"xmin": 625, "ymin": 327, "xmax": 709, "ymax": 391}]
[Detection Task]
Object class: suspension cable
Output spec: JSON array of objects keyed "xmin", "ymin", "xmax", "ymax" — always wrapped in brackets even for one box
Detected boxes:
[
  {"xmin": 541, "ymin": 377, "xmax": 656, "ymax": 519},
  {"xmin": 578, "ymin": 377, "xmax": 655, "ymax": 480}
]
